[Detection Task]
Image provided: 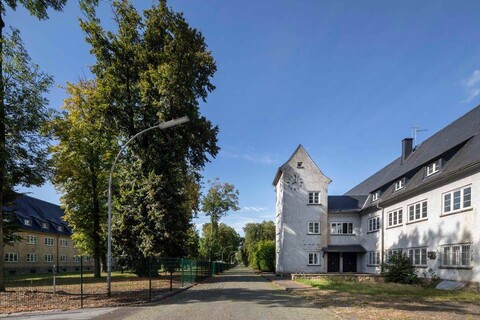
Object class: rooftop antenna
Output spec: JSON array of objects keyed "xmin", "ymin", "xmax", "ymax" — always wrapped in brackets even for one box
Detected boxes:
[{"xmin": 412, "ymin": 126, "xmax": 428, "ymax": 146}]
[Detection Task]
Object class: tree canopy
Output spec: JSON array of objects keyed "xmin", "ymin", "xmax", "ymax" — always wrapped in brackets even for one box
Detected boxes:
[
  {"xmin": 49, "ymin": 79, "xmax": 117, "ymax": 277},
  {"xmin": 79, "ymin": 0, "xmax": 219, "ymax": 268}
]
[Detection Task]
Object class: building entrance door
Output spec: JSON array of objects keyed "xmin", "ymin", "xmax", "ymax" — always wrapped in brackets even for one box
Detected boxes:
[
  {"xmin": 327, "ymin": 252, "xmax": 340, "ymax": 272},
  {"xmin": 342, "ymin": 252, "xmax": 357, "ymax": 272}
]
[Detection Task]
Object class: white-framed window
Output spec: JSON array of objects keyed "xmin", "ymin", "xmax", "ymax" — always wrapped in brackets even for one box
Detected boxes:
[
  {"xmin": 408, "ymin": 200, "xmax": 427, "ymax": 222},
  {"xmin": 394, "ymin": 179, "xmax": 404, "ymax": 191},
  {"xmin": 426, "ymin": 159, "xmax": 441, "ymax": 176},
  {"xmin": 84, "ymin": 256, "xmax": 91, "ymax": 262},
  {"xmin": 387, "ymin": 208, "xmax": 403, "ymax": 227},
  {"xmin": 26, "ymin": 235, "xmax": 38, "ymax": 245},
  {"xmin": 308, "ymin": 192, "xmax": 320, "ymax": 204},
  {"xmin": 372, "ymin": 191, "xmax": 380, "ymax": 202},
  {"xmin": 44, "ymin": 237, "xmax": 54, "ymax": 246},
  {"xmin": 368, "ymin": 216, "xmax": 380, "ymax": 232},
  {"xmin": 368, "ymin": 251, "xmax": 380, "ymax": 266},
  {"xmin": 73, "ymin": 256, "xmax": 81, "ymax": 263},
  {"xmin": 307, "ymin": 221, "xmax": 320, "ymax": 234},
  {"xmin": 26, "ymin": 253, "xmax": 38, "ymax": 263},
  {"xmin": 443, "ymin": 186, "xmax": 472, "ymax": 214},
  {"xmin": 59, "ymin": 239, "xmax": 68, "ymax": 247},
  {"xmin": 41, "ymin": 222, "xmax": 49, "ymax": 229},
  {"xmin": 331, "ymin": 222, "xmax": 354, "ymax": 234},
  {"xmin": 408, "ymin": 247, "xmax": 427, "ymax": 267},
  {"xmin": 5, "ymin": 253, "xmax": 18, "ymax": 263},
  {"xmin": 386, "ymin": 249, "xmax": 403, "ymax": 262},
  {"xmin": 308, "ymin": 252, "xmax": 320, "ymax": 265},
  {"xmin": 44, "ymin": 254, "xmax": 54, "ymax": 263},
  {"xmin": 441, "ymin": 243, "xmax": 471, "ymax": 268},
  {"xmin": 60, "ymin": 255, "xmax": 68, "ymax": 263},
  {"xmin": 24, "ymin": 219, "xmax": 32, "ymax": 226}
]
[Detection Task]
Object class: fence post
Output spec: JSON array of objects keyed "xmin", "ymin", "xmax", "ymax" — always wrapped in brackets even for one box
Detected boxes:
[
  {"xmin": 169, "ymin": 269, "xmax": 173, "ymax": 292},
  {"xmin": 80, "ymin": 256, "xmax": 84, "ymax": 308},
  {"xmin": 53, "ymin": 265, "xmax": 56, "ymax": 295},
  {"xmin": 148, "ymin": 256, "xmax": 152, "ymax": 301}
]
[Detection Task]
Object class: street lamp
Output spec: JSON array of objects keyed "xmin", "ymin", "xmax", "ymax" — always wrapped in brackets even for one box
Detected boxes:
[
  {"xmin": 228, "ymin": 251, "xmax": 236, "ymax": 264},
  {"xmin": 220, "ymin": 245, "xmax": 233, "ymax": 262},
  {"xmin": 106, "ymin": 116, "xmax": 189, "ymax": 296}
]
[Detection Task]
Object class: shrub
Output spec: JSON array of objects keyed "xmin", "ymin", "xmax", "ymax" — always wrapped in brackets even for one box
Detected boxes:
[
  {"xmin": 253, "ymin": 240, "xmax": 275, "ymax": 272},
  {"xmin": 382, "ymin": 253, "xmax": 419, "ymax": 284}
]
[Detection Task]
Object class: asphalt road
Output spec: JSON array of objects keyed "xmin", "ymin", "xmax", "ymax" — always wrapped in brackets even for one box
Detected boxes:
[{"xmin": 93, "ymin": 265, "xmax": 334, "ymax": 320}]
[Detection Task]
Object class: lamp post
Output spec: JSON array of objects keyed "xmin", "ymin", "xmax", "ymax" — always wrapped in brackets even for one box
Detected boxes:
[
  {"xmin": 228, "ymin": 251, "xmax": 236, "ymax": 264},
  {"xmin": 220, "ymin": 245, "xmax": 233, "ymax": 263},
  {"xmin": 106, "ymin": 116, "xmax": 189, "ymax": 296}
]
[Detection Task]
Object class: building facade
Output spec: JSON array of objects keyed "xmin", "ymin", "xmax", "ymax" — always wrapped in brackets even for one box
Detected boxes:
[
  {"xmin": 274, "ymin": 105, "xmax": 480, "ymax": 282},
  {"xmin": 3, "ymin": 196, "xmax": 94, "ymax": 275}
]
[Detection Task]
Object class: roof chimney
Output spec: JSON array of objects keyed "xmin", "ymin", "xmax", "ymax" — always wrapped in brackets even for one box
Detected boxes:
[{"xmin": 402, "ymin": 138, "xmax": 413, "ymax": 162}]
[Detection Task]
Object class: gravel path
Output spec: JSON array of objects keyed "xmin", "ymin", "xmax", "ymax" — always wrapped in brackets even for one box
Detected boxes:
[{"xmin": 94, "ymin": 266, "xmax": 334, "ymax": 320}]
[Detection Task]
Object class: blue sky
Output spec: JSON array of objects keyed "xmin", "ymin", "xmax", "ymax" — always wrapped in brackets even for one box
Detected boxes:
[{"xmin": 10, "ymin": 0, "xmax": 480, "ymax": 235}]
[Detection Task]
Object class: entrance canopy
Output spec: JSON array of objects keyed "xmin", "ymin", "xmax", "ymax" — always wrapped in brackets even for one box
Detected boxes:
[{"xmin": 322, "ymin": 245, "xmax": 367, "ymax": 253}]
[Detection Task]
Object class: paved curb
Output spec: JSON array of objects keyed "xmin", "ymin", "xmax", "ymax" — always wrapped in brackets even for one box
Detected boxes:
[{"xmin": 257, "ymin": 271, "xmax": 312, "ymax": 292}]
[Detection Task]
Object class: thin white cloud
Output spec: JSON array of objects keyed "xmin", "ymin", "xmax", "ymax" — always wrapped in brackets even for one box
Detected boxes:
[
  {"xmin": 463, "ymin": 70, "xmax": 480, "ymax": 103},
  {"xmin": 221, "ymin": 150, "xmax": 277, "ymax": 164},
  {"xmin": 243, "ymin": 206, "xmax": 268, "ymax": 212}
]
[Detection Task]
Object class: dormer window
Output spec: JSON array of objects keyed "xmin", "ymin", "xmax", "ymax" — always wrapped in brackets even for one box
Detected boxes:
[
  {"xmin": 297, "ymin": 162, "xmax": 304, "ymax": 168},
  {"xmin": 42, "ymin": 222, "xmax": 49, "ymax": 229},
  {"xmin": 394, "ymin": 179, "xmax": 404, "ymax": 191},
  {"xmin": 372, "ymin": 191, "xmax": 380, "ymax": 202},
  {"xmin": 23, "ymin": 219, "xmax": 32, "ymax": 226},
  {"xmin": 426, "ymin": 159, "xmax": 441, "ymax": 177},
  {"xmin": 57, "ymin": 226, "xmax": 63, "ymax": 232}
]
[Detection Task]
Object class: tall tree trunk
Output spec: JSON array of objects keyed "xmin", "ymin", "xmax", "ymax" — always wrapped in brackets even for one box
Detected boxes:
[
  {"xmin": 0, "ymin": 13, "xmax": 6, "ymax": 292},
  {"xmin": 91, "ymin": 165, "xmax": 101, "ymax": 278}
]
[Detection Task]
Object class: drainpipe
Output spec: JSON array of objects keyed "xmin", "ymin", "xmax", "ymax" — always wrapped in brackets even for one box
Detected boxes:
[{"xmin": 376, "ymin": 203, "xmax": 385, "ymax": 273}]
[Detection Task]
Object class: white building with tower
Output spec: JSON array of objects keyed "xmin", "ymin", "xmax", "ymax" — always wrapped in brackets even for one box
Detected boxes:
[{"xmin": 273, "ymin": 105, "xmax": 480, "ymax": 282}]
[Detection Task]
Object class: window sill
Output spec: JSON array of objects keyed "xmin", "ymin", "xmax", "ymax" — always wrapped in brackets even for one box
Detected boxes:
[
  {"xmin": 307, "ymin": 203, "xmax": 321, "ymax": 206},
  {"xmin": 367, "ymin": 264, "xmax": 380, "ymax": 267},
  {"xmin": 438, "ymin": 266, "xmax": 473, "ymax": 270},
  {"xmin": 440, "ymin": 207, "xmax": 473, "ymax": 218},
  {"xmin": 307, "ymin": 264, "xmax": 321, "ymax": 266},
  {"xmin": 331, "ymin": 234, "xmax": 356, "ymax": 236},
  {"xmin": 386, "ymin": 224, "xmax": 403, "ymax": 230},
  {"xmin": 307, "ymin": 233, "xmax": 321, "ymax": 235},
  {"xmin": 412, "ymin": 265, "xmax": 428, "ymax": 269},
  {"xmin": 406, "ymin": 218, "xmax": 428, "ymax": 225},
  {"xmin": 367, "ymin": 230, "xmax": 379, "ymax": 234}
]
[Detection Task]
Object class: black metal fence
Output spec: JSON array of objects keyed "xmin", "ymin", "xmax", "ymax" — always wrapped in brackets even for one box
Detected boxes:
[{"xmin": 1, "ymin": 257, "xmax": 235, "ymax": 314}]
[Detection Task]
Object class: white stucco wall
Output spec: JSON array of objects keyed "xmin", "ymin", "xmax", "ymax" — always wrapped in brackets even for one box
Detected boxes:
[
  {"xmin": 275, "ymin": 146, "xmax": 330, "ymax": 274},
  {"xmin": 360, "ymin": 170, "xmax": 480, "ymax": 281}
]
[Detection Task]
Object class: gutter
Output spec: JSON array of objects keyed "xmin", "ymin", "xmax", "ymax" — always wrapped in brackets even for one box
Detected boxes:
[{"xmin": 376, "ymin": 203, "xmax": 385, "ymax": 273}]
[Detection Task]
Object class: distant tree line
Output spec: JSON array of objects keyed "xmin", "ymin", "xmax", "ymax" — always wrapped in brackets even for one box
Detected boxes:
[{"xmin": 242, "ymin": 221, "xmax": 276, "ymax": 272}]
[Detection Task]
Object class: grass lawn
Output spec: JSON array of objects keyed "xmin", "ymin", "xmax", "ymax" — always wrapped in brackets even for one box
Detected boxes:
[
  {"xmin": 297, "ymin": 278, "xmax": 480, "ymax": 302},
  {"xmin": 294, "ymin": 278, "xmax": 480, "ymax": 320}
]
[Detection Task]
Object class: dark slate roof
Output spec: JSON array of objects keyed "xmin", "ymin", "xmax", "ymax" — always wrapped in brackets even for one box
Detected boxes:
[
  {"xmin": 322, "ymin": 245, "xmax": 367, "ymax": 253},
  {"xmin": 327, "ymin": 195, "xmax": 368, "ymax": 212},
  {"xmin": 346, "ymin": 105, "xmax": 480, "ymax": 197},
  {"xmin": 4, "ymin": 195, "xmax": 71, "ymax": 236}
]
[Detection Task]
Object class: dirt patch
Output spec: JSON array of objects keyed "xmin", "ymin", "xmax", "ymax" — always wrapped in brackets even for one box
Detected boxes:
[
  {"xmin": 0, "ymin": 277, "xmax": 181, "ymax": 315},
  {"xmin": 290, "ymin": 287, "xmax": 480, "ymax": 320}
]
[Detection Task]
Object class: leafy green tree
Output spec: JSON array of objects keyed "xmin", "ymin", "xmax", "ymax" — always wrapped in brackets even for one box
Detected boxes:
[
  {"xmin": 0, "ymin": 29, "xmax": 53, "ymax": 291},
  {"xmin": 80, "ymin": 0, "xmax": 219, "ymax": 269},
  {"xmin": 243, "ymin": 220, "xmax": 275, "ymax": 267},
  {"xmin": 199, "ymin": 223, "xmax": 241, "ymax": 261},
  {"xmin": 252, "ymin": 240, "xmax": 275, "ymax": 272},
  {"xmin": 49, "ymin": 80, "xmax": 117, "ymax": 278},
  {"xmin": 201, "ymin": 179, "xmax": 240, "ymax": 260}
]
